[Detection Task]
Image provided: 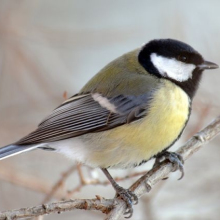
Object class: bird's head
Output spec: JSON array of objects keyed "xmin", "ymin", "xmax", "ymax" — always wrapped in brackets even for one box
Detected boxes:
[{"xmin": 138, "ymin": 39, "xmax": 218, "ymax": 98}]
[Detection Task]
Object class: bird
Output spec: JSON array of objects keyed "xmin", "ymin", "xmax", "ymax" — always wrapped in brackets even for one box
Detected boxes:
[{"xmin": 0, "ymin": 39, "xmax": 218, "ymax": 217}]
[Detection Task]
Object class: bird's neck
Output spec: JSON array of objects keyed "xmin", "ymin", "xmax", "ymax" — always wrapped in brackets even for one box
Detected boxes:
[{"xmin": 169, "ymin": 70, "xmax": 203, "ymax": 100}]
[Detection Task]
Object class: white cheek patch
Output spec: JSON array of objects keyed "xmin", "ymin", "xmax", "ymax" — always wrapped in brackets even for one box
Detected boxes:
[{"xmin": 150, "ymin": 53, "xmax": 196, "ymax": 82}]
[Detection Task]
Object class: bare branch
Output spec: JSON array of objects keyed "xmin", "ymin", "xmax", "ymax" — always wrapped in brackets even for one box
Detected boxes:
[
  {"xmin": 65, "ymin": 170, "xmax": 147, "ymax": 199},
  {"xmin": 0, "ymin": 198, "xmax": 114, "ymax": 220},
  {"xmin": 0, "ymin": 166, "xmax": 63, "ymax": 200},
  {"xmin": 0, "ymin": 116, "xmax": 220, "ymax": 220},
  {"xmin": 42, "ymin": 165, "xmax": 77, "ymax": 203}
]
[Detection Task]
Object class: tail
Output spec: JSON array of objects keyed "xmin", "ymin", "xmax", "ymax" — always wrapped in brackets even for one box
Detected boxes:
[{"xmin": 0, "ymin": 144, "xmax": 37, "ymax": 160}]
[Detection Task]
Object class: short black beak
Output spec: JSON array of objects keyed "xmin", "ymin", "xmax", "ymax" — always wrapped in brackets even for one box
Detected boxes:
[{"xmin": 198, "ymin": 61, "xmax": 219, "ymax": 70}]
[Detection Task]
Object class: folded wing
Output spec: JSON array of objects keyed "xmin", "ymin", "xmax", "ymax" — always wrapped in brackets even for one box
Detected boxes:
[{"xmin": 16, "ymin": 92, "xmax": 152, "ymax": 145}]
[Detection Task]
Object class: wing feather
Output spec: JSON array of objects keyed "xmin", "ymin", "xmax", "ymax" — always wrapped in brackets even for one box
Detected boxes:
[{"xmin": 16, "ymin": 92, "xmax": 152, "ymax": 145}]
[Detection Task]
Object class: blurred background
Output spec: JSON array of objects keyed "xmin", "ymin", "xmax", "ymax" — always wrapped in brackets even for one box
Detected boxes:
[{"xmin": 0, "ymin": 0, "xmax": 220, "ymax": 219}]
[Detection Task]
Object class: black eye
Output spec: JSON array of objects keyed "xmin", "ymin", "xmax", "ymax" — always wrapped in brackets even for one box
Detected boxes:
[{"xmin": 178, "ymin": 55, "xmax": 188, "ymax": 62}]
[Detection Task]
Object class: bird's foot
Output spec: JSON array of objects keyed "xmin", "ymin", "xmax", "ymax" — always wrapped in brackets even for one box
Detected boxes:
[
  {"xmin": 154, "ymin": 151, "xmax": 184, "ymax": 180},
  {"xmin": 114, "ymin": 185, "xmax": 138, "ymax": 218}
]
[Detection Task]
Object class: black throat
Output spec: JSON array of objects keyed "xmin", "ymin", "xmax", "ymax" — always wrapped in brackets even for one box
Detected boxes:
[{"xmin": 168, "ymin": 68, "xmax": 203, "ymax": 99}]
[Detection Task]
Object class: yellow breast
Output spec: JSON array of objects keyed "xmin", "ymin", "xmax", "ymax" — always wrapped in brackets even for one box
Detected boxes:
[{"xmin": 83, "ymin": 80, "xmax": 190, "ymax": 168}]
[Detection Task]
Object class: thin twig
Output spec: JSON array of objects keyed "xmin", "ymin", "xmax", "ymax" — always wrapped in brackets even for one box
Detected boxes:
[
  {"xmin": 186, "ymin": 102, "xmax": 211, "ymax": 139},
  {"xmin": 0, "ymin": 166, "xmax": 63, "ymax": 200},
  {"xmin": 65, "ymin": 170, "xmax": 147, "ymax": 199},
  {"xmin": 0, "ymin": 198, "xmax": 114, "ymax": 220},
  {"xmin": 42, "ymin": 165, "xmax": 77, "ymax": 203}
]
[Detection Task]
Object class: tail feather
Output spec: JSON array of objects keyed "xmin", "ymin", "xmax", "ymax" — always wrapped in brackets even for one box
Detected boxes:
[{"xmin": 0, "ymin": 144, "xmax": 37, "ymax": 160}]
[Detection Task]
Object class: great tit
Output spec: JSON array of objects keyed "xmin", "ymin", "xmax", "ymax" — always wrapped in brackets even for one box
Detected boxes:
[{"xmin": 0, "ymin": 39, "xmax": 218, "ymax": 217}]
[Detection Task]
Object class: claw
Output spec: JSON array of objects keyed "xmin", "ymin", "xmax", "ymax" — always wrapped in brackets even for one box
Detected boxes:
[
  {"xmin": 124, "ymin": 207, "xmax": 133, "ymax": 219},
  {"xmin": 154, "ymin": 151, "xmax": 185, "ymax": 180},
  {"xmin": 115, "ymin": 186, "xmax": 138, "ymax": 218}
]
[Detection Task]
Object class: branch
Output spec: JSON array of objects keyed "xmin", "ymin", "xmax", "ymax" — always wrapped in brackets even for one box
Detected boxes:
[
  {"xmin": 0, "ymin": 166, "xmax": 63, "ymax": 200},
  {"xmin": 0, "ymin": 198, "xmax": 114, "ymax": 220},
  {"xmin": 0, "ymin": 116, "xmax": 220, "ymax": 220},
  {"xmin": 64, "ymin": 170, "xmax": 148, "ymax": 199},
  {"xmin": 42, "ymin": 165, "xmax": 76, "ymax": 203}
]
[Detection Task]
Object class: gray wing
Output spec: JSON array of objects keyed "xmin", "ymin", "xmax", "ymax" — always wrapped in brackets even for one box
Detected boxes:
[{"xmin": 15, "ymin": 93, "xmax": 153, "ymax": 145}]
